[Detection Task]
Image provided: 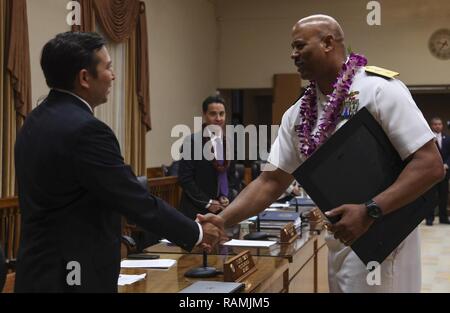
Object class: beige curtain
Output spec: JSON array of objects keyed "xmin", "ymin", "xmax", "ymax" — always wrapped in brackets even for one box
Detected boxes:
[
  {"xmin": 73, "ymin": 0, "xmax": 149, "ymax": 174},
  {"xmin": 94, "ymin": 35, "xmax": 126, "ymax": 152},
  {"xmin": 0, "ymin": 0, "xmax": 29, "ymax": 197},
  {"xmin": 125, "ymin": 30, "xmax": 146, "ymax": 175},
  {"xmin": 136, "ymin": 2, "xmax": 151, "ymax": 131},
  {"xmin": 7, "ymin": 0, "xmax": 31, "ymax": 118}
]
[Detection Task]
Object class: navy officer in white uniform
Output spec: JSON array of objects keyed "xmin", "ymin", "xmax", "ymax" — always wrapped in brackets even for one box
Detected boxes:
[{"xmin": 219, "ymin": 14, "xmax": 444, "ymax": 292}]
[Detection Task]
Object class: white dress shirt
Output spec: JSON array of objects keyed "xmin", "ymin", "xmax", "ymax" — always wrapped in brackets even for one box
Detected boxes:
[{"xmin": 53, "ymin": 88, "xmax": 93, "ymax": 113}]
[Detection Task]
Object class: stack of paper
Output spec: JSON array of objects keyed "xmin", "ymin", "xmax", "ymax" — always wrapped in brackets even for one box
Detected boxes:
[
  {"xmin": 120, "ymin": 259, "xmax": 177, "ymax": 269},
  {"xmin": 118, "ymin": 274, "xmax": 147, "ymax": 286}
]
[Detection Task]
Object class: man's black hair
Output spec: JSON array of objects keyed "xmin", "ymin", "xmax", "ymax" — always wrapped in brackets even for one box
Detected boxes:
[
  {"xmin": 202, "ymin": 95, "xmax": 225, "ymax": 113},
  {"xmin": 40, "ymin": 31, "xmax": 106, "ymax": 91}
]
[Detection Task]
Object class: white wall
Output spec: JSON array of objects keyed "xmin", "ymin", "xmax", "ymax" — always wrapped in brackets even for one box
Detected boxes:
[
  {"xmin": 27, "ymin": 0, "xmax": 70, "ymax": 107},
  {"xmin": 145, "ymin": 0, "xmax": 218, "ymax": 167},
  {"xmin": 217, "ymin": 0, "xmax": 450, "ymax": 88}
]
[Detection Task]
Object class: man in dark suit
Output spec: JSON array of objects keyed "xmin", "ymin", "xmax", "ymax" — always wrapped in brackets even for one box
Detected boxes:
[
  {"xmin": 426, "ymin": 117, "xmax": 450, "ymax": 225},
  {"xmin": 178, "ymin": 96, "xmax": 239, "ymax": 220},
  {"xmin": 14, "ymin": 32, "xmax": 224, "ymax": 292}
]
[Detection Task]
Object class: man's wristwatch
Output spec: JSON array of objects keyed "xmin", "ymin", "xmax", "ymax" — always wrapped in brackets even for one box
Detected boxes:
[{"xmin": 365, "ymin": 200, "xmax": 383, "ymax": 220}]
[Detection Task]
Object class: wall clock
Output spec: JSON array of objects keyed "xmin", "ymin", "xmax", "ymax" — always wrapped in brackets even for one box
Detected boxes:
[{"xmin": 428, "ymin": 28, "xmax": 450, "ymax": 60}]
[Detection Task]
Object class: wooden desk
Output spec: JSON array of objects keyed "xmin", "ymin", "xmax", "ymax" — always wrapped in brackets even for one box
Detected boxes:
[
  {"xmin": 144, "ymin": 231, "xmax": 329, "ymax": 293},
  {"xmin": 119, "ymin": 253, "xmax": 289, "ymax": 293}
]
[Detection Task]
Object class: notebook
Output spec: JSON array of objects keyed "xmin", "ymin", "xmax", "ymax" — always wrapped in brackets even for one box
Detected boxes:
[{"xmin": 179, "ymin": 281, "xmax": 244, "ymax": 293}]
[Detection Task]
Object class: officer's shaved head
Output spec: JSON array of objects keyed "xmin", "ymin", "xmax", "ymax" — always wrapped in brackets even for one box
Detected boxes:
[{"xmin": 294, "ymin": 14, "xmax": 345, "ymax": 43}]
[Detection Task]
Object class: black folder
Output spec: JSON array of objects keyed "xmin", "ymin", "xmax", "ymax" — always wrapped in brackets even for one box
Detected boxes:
[{"xmin": 292, "ymin": 107, "xmax": 434, "ymax": 265}]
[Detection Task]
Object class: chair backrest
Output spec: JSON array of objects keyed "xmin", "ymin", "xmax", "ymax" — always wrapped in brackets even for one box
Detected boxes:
[
  {"xmin": 0, "ymin": 197, "xmax": 20, "ymax": 262},
  {"xmin": 251, "ymin": 160, "xmax": 265, "ymax": 180},
  {"xmin": 147, "ymin": 176, "xmax": 181, "ymax": 208},
  {"xmin": 234, "ymin": 163, "xmax": 246, "ymax": 190},
  {"xmin": 166, "ymin": 161, "xmax": 180, "ymax": 177},
  {"xmin": 0, "ymin": 246, "xmax": 5, "ymax": 292},
  {"xmin": 146, "ymin": 166, "xmax": 165, "ymax": 178},
  {"xmin": 1, "ymin": 273, "xmax": 15, "ymax": 293}
]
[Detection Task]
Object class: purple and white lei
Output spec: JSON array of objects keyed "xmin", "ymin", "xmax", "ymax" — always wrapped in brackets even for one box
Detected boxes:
[{"xmin": 296, "ymin": 53, "xmax": 367, "ymax": 158}]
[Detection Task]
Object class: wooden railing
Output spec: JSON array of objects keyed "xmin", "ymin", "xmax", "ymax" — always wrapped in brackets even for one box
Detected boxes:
[{"xmin": 0, "ymin": 197, "xmax": 20, "ymax": 262}]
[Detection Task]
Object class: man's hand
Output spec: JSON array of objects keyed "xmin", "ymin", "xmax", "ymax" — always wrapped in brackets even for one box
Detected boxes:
[
  {"xmin": 196, "ymin": 214, "xmax": 228, "ymax": 252},
  {"xmin": 325, "ymin": 204, "xmax": 374, "ymax": 246},
  {"xmin": 208, "ymin": 200, "xmax": 225, "ymax": 213}
]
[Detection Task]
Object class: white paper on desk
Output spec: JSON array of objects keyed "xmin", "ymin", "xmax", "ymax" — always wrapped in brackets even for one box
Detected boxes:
[
  {"xmin": 118, "ymin": 273, "xmax": 147, "ymax": 286},
  {"xmin": 269, "ymin": 202, "xmax": 290, "ymax": 208},
  {"xmin": 120, "ymin": 259, "xmax": 177, "ymax": 269},
  {"xmin": 223, "ymin": 239, "xmax": 276, "ymax": 248}
]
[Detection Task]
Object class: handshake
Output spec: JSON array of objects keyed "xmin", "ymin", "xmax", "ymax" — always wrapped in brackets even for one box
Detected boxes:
[{"xmin": 196, "ymin": 213, "xmax": 228, "ymax": 252}]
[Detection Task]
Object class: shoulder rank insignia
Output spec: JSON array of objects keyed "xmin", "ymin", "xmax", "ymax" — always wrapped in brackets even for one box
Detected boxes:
[{"xmin": 365, "ymin": 66, "xmax": 399, "ymax": 79}]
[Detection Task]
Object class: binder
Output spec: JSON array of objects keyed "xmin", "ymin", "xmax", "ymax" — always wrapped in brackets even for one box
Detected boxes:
[{"xmin": 292, "ymin": 107, "xmax": 434, "ymax": 265}]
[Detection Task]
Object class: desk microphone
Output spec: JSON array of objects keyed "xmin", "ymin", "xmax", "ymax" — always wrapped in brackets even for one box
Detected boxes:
[
  {"xmin": 243, "ymin": 213, "xmax": 270, "ymax": 240},
  {"xmin": 184, "ymin": 250, "xmax": 221, "ymax": 278}
]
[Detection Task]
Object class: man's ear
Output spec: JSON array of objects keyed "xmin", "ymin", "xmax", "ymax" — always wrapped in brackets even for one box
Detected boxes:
[
  {"xmin": 78, "ymin": 69, "xmax": 90, "ymax": 89},
  {"xmin": 321, "ymin": 34, "xmax": 334, "ymax": 52}
]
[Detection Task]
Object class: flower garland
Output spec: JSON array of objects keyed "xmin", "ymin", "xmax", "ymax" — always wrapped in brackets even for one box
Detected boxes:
[{"xmin": 296, "ymin": 53, "xmax": 367, "ymax": 158}]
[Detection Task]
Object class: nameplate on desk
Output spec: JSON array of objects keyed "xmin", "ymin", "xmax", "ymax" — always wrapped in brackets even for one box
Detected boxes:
[
  {"xmin": 279, "ymin": 222, "xmax": 299, "ymax": 244},
  {"xmin": 223, "ymin": 250, "xmax": 257, "ymax": 283}
]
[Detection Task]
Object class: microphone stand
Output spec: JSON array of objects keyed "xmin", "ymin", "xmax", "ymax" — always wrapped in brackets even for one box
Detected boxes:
[{"xmin": 184, "ymin": 250, "xmax": 220, "ymax": 278}]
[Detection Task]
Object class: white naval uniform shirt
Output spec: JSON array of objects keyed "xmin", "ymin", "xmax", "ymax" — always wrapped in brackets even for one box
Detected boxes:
[{"xmin": 268, "ymin": 68, "xmax": 435, "ymax": 292}]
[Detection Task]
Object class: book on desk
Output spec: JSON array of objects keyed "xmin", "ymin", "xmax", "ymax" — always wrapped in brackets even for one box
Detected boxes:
[{"xmin": 258, "ymin": 210, "xmax": 301, "ymax": 238}]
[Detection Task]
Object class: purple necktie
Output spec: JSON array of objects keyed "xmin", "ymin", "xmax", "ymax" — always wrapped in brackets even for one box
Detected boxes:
[{"xmin": 217, "ymin": 159, "xmax": 229, "ymax": 197}]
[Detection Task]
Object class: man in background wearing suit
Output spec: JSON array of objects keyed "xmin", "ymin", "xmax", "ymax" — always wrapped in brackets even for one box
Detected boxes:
[
  {"xmin": 14, "ymin": 32, "xmax": 224, "ymax": 292},
  {"xmin": 426, "ymin": 117, "xmax": 450, "ymax": 225},
  {"xmin": 178, "ymin": 96, "xmax": 238, "ymax": 220}
]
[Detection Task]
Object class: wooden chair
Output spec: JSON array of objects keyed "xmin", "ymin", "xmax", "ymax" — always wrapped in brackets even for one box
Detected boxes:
[
  {"xmin": 0, "ymin": 197, "xmax": 19, "ymax": 293},
  {"xmin": 147, "ymin": 176, "xmax": 181, "ymax": 208},
  {"xmin": 2, "ymin": 273, "xmax": 15, "ymax": 293},
  {"xmin": 146, "ymin": 166, "xmax": 165, "ymax": 178},
  {"xmin": 0, "ymin": 197, "xmax": 20, "ymax": 263}
]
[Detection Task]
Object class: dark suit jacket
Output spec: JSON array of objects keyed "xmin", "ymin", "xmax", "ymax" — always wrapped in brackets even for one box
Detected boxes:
[
  {"xmin": 178, "ymin": 132, "xmax": 238, "ymax": 220},
  {"xmin": 14, "ymin": 90, "xmax": 199, "ymax": 292},
  {"xmin": 438, "ymin": 134, "xmax": 450, "ymax": 166}
]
